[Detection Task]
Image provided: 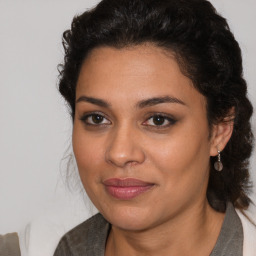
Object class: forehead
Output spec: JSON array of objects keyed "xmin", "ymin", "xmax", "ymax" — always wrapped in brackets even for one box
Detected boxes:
[{"xmin": 76, "ymin": 44, "xmax": 206, "ymax": 109}]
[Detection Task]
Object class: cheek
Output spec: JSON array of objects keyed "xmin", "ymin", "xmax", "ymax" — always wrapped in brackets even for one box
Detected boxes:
[
  {"xmin": 72, "ymin": 126, "xmax": 105, "ymax": 182},
  {"xmin": 147, "ymin": 122, "xmax": 211, "ymax": 186}
]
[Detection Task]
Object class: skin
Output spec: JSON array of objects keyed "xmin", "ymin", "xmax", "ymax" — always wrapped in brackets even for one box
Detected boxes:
[{"xmin": 73, "ymin": 44, "xmax": 233, "ymax": 256}]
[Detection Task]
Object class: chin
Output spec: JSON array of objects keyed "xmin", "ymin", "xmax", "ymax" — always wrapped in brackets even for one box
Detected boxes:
[{"xmin": 101, "ymin": 205, "xmax": 153, "ymax": 231}]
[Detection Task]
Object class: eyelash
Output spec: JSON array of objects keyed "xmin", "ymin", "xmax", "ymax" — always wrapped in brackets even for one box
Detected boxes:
[
  {"xmin": 80, "ymin": 112, "xmax": 111, "ymax": 126},
  {"xmin": 79, "ymin": 112, "xmax": 177, "ymax": 129},
  {"xmin": 142, "ymin": 114, "xmax": 177, "ymax": 128}
]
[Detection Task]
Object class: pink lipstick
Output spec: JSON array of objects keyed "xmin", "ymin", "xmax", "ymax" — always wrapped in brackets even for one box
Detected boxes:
[{"xmin": 103, "ymin": 178, "xmax": 154, "ymax": 200}]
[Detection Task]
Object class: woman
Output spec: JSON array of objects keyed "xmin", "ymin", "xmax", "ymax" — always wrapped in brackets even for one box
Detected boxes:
[{"xmin": 54, "ymin": 0, "xmax": 254, "ymax": 255}]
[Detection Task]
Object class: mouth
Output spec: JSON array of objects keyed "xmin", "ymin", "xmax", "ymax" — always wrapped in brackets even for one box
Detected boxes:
[{"xmin": 103, "ymin": 178, "xmax": 155, "ymax": 200}]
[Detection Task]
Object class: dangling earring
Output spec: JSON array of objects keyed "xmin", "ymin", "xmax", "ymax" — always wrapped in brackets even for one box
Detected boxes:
[{"xmin": 214, "ymin": 150, "xmax": 223, "ymax": 171}]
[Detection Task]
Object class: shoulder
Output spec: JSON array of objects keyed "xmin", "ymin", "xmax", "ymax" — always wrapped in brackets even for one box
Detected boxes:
[
  {"xmin": 0, "ymin": 233, "xmax": 21, "ymax": 256},
  {"xmin": 53, "ymin": 213, "xmax": 109, "ymax": 256},
  {"xmin": 211, "ymin": 202, "xmax": 243, "ymax": 256},
  {"xmin": 236, "ymin": 206, "xmax": 256, "ymax": 256}
]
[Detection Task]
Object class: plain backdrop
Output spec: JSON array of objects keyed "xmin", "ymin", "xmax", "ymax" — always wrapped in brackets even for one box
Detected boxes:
[{"xmin": 0, "ymin": 0, "xmax": 256, "ymax": 234}]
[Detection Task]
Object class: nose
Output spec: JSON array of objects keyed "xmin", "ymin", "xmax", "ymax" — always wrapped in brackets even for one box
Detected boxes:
[{"xmin": 105, "ymin": 126, "xmax": 146, "ymax": 168}]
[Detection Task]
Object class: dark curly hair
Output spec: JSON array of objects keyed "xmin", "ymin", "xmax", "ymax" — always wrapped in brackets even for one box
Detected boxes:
[{"xmin": 58, "ymin": 0, "xmax": 254, "ymax": 212}]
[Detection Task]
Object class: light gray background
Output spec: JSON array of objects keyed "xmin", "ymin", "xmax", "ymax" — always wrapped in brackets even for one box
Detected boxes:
[{"xmin": 0, "ymin": 0, "xmax": 255, "ymax": 234}]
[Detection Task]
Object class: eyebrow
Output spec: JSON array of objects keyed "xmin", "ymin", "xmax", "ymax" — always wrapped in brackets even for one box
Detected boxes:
[
  {"xmin": 76, "ymin": 95, "xmax": 186, "ymax": 108},
  {"xmin": 76, "ymin": 96, "xmax": 111, "ymax": 108},
  {"xmin": 137, "ymin": 96, "xmax": 186, "ymax": 108}
]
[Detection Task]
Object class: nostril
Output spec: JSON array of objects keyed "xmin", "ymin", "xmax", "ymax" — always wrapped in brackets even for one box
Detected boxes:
[{"xmin": 105, "ymin": 141, "xmax": 146, "ymax": 168}]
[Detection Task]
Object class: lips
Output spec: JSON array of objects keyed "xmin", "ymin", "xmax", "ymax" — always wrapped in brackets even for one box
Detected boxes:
[{"xmin": 103, "ymin": 178, "xmax": 154, "ymax": 200}]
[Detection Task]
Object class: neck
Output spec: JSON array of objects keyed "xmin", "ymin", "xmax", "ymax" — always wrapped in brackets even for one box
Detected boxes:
[{"xmin": 105, "ymin": 200, "xmax": 225, "ymax": 256}]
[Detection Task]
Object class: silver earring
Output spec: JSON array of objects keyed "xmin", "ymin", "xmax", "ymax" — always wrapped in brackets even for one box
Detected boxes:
[{"xmin": 214, "ymin": 150, "xmax": 223, "ymax": 171}]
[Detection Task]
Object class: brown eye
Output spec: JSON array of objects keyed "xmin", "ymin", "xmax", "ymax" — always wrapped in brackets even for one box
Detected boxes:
[
  {"xmin": 80, "ymin": 113, "xmax": 111, "ymax": 126},
  {"xmin": 91, "ymin": 114, "xmax": 104, "ymax": 124},
  {"xmin": 152, "ymin": 115, "xmax": 165, "ymax": 126},
  {"xmin": 143, "ymin": 114, "xmax": 176, "ymax": 128}
]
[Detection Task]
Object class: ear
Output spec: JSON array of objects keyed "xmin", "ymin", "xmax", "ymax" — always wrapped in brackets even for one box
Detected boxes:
[{"xmin": 210, "ymin": 108, "xmax": 235, "ymax": 156}]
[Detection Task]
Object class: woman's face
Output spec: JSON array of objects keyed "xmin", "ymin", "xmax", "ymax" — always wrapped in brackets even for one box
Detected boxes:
[{"xmin": 73, "ymin": 45, "xmax": 216, "ymax": 231}]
